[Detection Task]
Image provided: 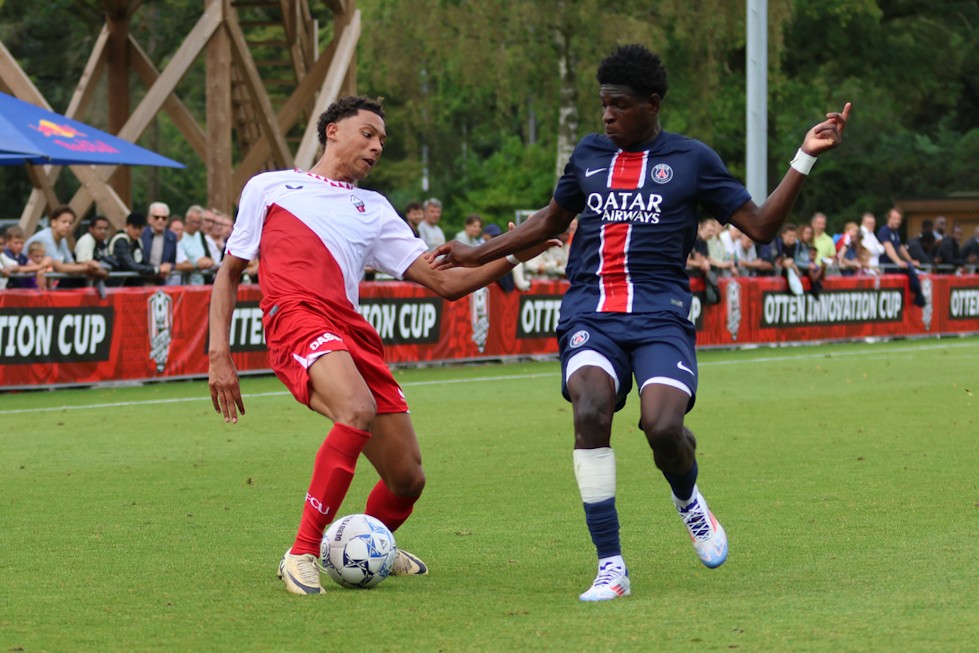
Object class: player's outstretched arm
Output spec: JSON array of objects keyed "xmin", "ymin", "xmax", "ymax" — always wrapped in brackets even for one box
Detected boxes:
[
  {"xmin": 407, "ymin": 232, "xmax": 560, "ymax": 301},
  {"xmin": 731, "ymin": 102, "xmax": 851, "ymax": 243},
  {"xmin": 430, "ymin": 199, "xmax": 576, "ymax": 270},
  {"xmin": 208, "ymin": 254, "xmax": 249, "ymax": 423}
]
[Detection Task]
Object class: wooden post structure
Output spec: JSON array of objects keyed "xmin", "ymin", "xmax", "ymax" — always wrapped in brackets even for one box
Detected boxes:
[
  {"xmin": 0, "ymin": 0, "xmax": 360, "ymax": 232},
  {"xmin": 206, "ymin": 0, "xmax": 234, "ymax": 214}
]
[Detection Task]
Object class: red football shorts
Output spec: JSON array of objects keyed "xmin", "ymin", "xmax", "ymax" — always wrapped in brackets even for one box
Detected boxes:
[{"xmin": 263, "ymin": 301, "xmax": 409, "ymax": 414}]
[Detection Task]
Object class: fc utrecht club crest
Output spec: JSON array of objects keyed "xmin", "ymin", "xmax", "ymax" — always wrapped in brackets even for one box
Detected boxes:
[
  {"xmin": 350, "ymin": 194, "xmax": 366, "ymax": 213},
  {"xmin": 147, "ymin": 291, "xmax": 173, "ymax": 373},
  {"xmin": 920, "ymin": 276, "xmax": 933, "ymax": 331},
  {"xmin": 725, "ymin": 279, "xmax": 742, "ymax": 341},
  {"xmin": 651, "ymin": 163, "xmax": 673, "ymax": 184},
  {"xmin": 470, "ymin": 287, "xmax": 490, "ymax": 352}
]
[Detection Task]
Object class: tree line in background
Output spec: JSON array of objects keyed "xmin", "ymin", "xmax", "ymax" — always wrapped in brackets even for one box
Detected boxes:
[{"xmin": 0, "ymin": 0, "xmax": 977, "ymax": 237}]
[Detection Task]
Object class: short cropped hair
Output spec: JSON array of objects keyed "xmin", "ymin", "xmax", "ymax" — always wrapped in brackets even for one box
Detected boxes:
[
  {"xmin": 5, "ymin": 225, "xmax": 25, "ymax": 239},
  {"xmin": 126, "ymin": 212, "xmax": 148, "ymax": 228},
  {"xmin": 50, "ymin": 205, "xmax": 76, "ymax": 222},
  {"xmin": 404, "ymin": 202, "xmax": 423, "ymax": 214},
  {"xmin": 423, "ymin": 198, "xmax": 442, "ymax": 210},
  {"xmin": 317, "ymin": 96, "xmax": 385, "ymax": 147},
  {"xmin": 148, "ymin": 201, "xmax": 170, "ymax": 217},
  {"xmin": 596, "ymin": 44, "xmax": 668, "ymax": 100},
  {"xmin": 464, "ymin": 214, "xmax": 482, "ymax": 227}
]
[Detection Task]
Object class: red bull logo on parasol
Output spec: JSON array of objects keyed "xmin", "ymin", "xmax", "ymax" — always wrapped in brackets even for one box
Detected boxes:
[
  {"xmin": 34, "ymin": 119, "xmax": 85, "ymax": 139},
  {"xmin": 32, "ymin": 119, "xmax": 120, "ymax": 154}
]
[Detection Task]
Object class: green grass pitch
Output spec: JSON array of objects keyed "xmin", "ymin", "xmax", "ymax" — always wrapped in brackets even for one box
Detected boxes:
[{"xmin": 1, "ymin": 337, "xmax": 977, "ymax": 652}]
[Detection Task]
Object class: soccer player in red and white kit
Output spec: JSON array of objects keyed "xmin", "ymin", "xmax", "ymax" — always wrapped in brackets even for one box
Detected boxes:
[
  {"xmin": 208, "ymin": 96, "xmax": 552, "ymax": 595},
  {"xmin": 433, "ymin": 45, "xmax": 851, "ymax": 601}
]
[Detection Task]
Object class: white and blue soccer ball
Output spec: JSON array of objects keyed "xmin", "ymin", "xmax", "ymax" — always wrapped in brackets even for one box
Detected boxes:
[{"xmin": 320, "ymin": 514, "xmax": 397, "ymax": 589}]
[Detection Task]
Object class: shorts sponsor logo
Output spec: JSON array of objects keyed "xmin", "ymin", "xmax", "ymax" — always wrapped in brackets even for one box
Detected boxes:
[
  {"xmin": 310, "ymin": 332, "xmax": 342, "ymax": 351},
  {"xmin": 651, "ymin": 163, "xmax": 673, "ymax": 184},
  {"xmin": 570, "ymin": 330, "xmax": 589, "ymax": 348},
  {"xmin": 359, "ymin": 298, "xmax": 442, "ymax": 344},
  {"xmin": 0, "ymin": 307, "xmax": 113, "ymax": 363},
  {"xmin": 949, "ymin": 287, "xmax": 979, "ymax": 320},
  {"xmin": 517, "ymin": 296, "xmax": 562, "ymax": 338},
  {"xmin": 677, "ymin": 360, "xmax": 694, "ymax": 375},
  {"xmin": 147, "ymin": 291, "xmax": 173, "ymax": 373}
]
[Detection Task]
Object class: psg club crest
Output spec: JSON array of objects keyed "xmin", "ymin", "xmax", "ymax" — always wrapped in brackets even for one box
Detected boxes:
[
  {"xmin": 651, "ymin": 163, "xmax": 673, "ymax": 184},
  {"xmin": 570, "ymin": 330, "xmax": 589, "ymax": 348},
  {"xmin": 147, "ymin": 290, "xmax": 173, "ymax": 373},
  {"xmin": 350, "ymin": 194, "xmax": 366, "ymax": 213}
]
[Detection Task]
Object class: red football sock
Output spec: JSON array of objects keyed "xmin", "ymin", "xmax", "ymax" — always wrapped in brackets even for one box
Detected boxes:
[
  {"xmin": 365, "ymin": 479, "xmax": 418, "ymax": 534},
  {"xmin": 291, "ymin": 423, "xmax": 371, "ymax": 556}
]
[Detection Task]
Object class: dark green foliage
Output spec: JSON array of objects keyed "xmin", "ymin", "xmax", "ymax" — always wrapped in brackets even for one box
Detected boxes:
[{"xmin": 0, "ymin": 1, "xmax": 977, "ymax": 233}]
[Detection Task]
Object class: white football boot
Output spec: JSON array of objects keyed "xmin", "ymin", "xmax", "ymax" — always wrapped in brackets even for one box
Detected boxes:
[
  {"xmin": 277, "ymin": 549, "xmax": 324, "ymax": 595},
  {"xmin": 579, "ymin": 560, "xmax": 631, "ymax": 602},
  {"xmin": 674, "ymin": 487, "xmax": 728, "ymax": 569}
]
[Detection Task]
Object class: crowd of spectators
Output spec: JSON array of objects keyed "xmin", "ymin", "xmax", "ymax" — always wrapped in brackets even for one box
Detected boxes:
[
  {"xmin": 3, "ymin": 199, "xmax": 977, "ymax": 295},
  {"xmin": 0, "ymin": 201, "xmax": 251, "ymax": 291},
  {"xmin": 683, "ymin": 207, "xmax": 977, "ymax": 300}
]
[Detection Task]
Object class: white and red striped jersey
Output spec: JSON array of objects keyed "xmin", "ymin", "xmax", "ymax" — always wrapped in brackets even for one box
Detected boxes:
[
  {"xmin": 552, "ymin": 132, "xmax": 751, "ymax": 321},
  {"xmin": 227, "ymin": 169, "xmax": 426, "ymax": 313}
]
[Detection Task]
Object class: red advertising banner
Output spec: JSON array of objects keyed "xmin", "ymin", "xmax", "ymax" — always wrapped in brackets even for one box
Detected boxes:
[{"xmin": 1, "ymin": 275, "xmax": 976, "ymax": 389}]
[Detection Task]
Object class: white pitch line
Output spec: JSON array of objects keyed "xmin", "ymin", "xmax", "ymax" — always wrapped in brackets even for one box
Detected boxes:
[{"xmin": 1, "ymin": 340, "xmax": 975, "ymax": 416}]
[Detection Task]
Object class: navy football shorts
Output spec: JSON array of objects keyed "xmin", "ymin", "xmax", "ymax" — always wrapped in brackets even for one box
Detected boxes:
[{"xmin": 556, "ymin": 312, "xmax": 698, "ymax": 413}]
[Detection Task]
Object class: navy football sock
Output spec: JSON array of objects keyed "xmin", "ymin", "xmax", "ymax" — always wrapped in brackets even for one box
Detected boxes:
[
  {"xmin": 583, "ymin": 497, "xmax": 621, "ymax": 559},
  {"xmin": 663, "ymin": 459, "xmax": 698, "ymax": 502}
]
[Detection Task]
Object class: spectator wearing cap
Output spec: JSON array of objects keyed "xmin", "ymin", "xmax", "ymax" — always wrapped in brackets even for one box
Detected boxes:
[{"xmin": 482, "ymin": 223, "xmax": 502, "ymax": 241}]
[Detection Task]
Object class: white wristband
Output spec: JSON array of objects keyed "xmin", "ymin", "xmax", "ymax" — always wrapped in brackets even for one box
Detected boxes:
[
  {"xmin": 505, "ymin": 254, "xmax": 520, "ymax": 266},
  {"xmin": 790, "ymin": 148, "xmax": 817, "ymax": 175}
]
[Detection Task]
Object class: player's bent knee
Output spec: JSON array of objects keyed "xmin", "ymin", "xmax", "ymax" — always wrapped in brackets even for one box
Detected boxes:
[
  {"xmin": 641, "ymin": 417, "xmax": 685, "ymax": 450},
  {"xmin": 574, "ymin": 399, "xmax": 613, "ymax": 436},
  {"xmin": 333, "ymin": 395, "xmax": 378, "ymax": 431},
  {"xmin": 387, "ymin": 468, "xmax": 426, "ymax": 497}
]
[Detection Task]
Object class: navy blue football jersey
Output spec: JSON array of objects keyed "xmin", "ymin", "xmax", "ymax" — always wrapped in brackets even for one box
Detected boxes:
[{"xmin": 553, "ymin": 131, "xmax": 751, "ymax": 322}]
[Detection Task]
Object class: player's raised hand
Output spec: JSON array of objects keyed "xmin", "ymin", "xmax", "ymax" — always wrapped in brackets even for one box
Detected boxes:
[
  {"xmin": 801, "ymin": 102, "xmax": 851, "ymax": 156},
  {"xmin": 209, "ymin": 353, "xmax": 245, "ymax": 423}
]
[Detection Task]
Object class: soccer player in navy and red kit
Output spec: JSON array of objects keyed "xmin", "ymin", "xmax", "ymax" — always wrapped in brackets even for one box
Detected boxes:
[
  {"xmin": 208, "ymin": 96, "xmax": 553, "ymax": 595},
  {"xmin": 433, "ymin": 44, "xmax": 851, "ymax": 601}
]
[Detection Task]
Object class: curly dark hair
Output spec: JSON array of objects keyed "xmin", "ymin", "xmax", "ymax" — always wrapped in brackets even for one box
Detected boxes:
[
  {"xmin": 596, "ymin": 44, "xmax": 668, "ymax": 100},
  {"xmin": 316, "ymin": 96, "xmax": 385, "ymax": 146}
]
